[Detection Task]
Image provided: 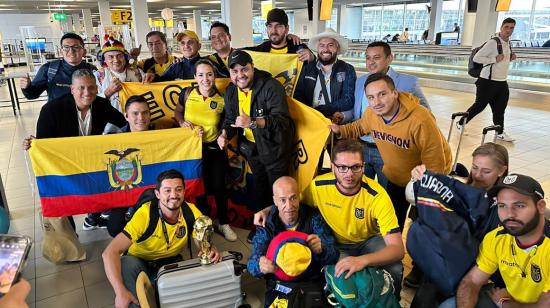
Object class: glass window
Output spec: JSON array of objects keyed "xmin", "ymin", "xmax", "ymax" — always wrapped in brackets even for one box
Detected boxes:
[
  {"xmin": 441, "ymin": 0, "xmax": 465, "ymax": 34},
  {"xmin": 405, "ymin": 3, "xmax": 430, "ymax": 41},
  {"xmin": 362, "ymin": 6, "xmax": 383, "ymax": 40},
  {"xmin": 533, "ymin": 0, "xmax": 550, "ymax": 41},
  {"xmin": 497, "ymin": 0, "xmax": 534, "ymax": 41},
  {"xmin": 380, "ymin": 3, "xmax": 406, "ymax": 40},
  {"xmin": 326, "ymin": 8, "xmax": 338, "ymax": 30}
]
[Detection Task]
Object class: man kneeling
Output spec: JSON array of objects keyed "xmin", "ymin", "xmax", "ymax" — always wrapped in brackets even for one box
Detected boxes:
[
  {"xmin": 102, "ymin": 170, "xmax": 221, "ymax": 308},
  {"xmin": 247, "ymin": 177, "xmax": 339, "ymax": 307}
]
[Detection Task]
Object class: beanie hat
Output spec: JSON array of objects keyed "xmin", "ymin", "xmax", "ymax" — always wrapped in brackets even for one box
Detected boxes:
[
  {"xmin": 266, "ymin": 231, "xmax": 312, "ymax": 281},
  {"xmin": 101, "ymin": 39, "xmax": 126, "ymax": 55}
]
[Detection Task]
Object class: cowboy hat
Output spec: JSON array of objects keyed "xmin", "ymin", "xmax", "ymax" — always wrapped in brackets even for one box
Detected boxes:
[{"xmin": 308, "ymin": 28, "xmax": 348, "ymax": 54}]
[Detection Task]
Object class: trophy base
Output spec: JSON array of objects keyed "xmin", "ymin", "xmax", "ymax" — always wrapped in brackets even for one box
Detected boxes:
[{"xmin": 199, "ymin": 256, "xmax": 212, "ymax": 265}]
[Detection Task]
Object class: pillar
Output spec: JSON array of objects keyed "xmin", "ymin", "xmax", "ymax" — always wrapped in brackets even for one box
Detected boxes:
[
  {"xmin": 339, "ymin": 5, "xmax": 362, "ymax": 39},
  {"xmin": 130, "ymin": 0, "xmax": 150, "ymax": 49},
  {"xmin": 193, "ymin": 10, "xmax": 203, "ymax": 39},
  {"xmin": 221, "ymin": 0, "xmax": 253, "ymax": 48},
  {"xmin": 98, "ymin": 1, "xmax": 112, "ymax": 27},
  {"xmin": 470, "ymin": 0, "xmax": 499, "ymax": 48},
  {"xmin": 72, "ymin": 14, "xmax": 81, "ymax": 34},
  {"xmin": 311, "ymin": 0, "xmax": 326, "ymax": 35},
  {"xmin": 428, "ymin": 0, "xmax": 443, "ymax": 41},
  {"xmin": 82, "ymin": 9, "xmax": 94, "ymax": 41}
]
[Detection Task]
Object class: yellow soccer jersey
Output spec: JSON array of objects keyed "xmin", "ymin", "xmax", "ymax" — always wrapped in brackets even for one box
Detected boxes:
[
  {"xmin": 301, "ymin": 173, "xmax": 400, "ymax": 244},
  {"xmin": 123, "ymin": 202, "xmax": 202, "ymax": 261},
  {"xmin": 184, "ymin": 89, "xmax": 224, "ymax": 143},
  {"xmin": 237, "ymin": 88, "xmax": 255, "ymax": 142},
  {"xmin": 270, "ymin": 46, "xmax": 289, "ymax": 54},
  {"xmin": 476, "ymin": 222, "xmax": 550, "ymax": 304},
  {"xmin": 137, "ymin": 55, "xmax": 177, "ymax": 75}
]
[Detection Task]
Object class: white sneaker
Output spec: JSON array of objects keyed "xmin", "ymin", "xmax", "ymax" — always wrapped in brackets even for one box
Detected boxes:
[
  {"xmin": 496, "ymin": 132, "xmax": 515, "ymax": 142},
  {"xmin": 219, "ymin": 224, "xmax": 237, "ymax": 242}
]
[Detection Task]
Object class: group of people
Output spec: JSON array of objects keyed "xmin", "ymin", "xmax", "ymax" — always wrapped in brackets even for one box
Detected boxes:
[{"xmin": 16, "ymin": 6, "xmax": 548, "ymax": 308}]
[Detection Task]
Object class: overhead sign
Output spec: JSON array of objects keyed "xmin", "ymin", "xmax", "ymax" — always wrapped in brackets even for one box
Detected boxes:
[
  {"xmin": 52, "ymin": 13, "xmax": 68, "ymax": 21},
  {"xmin": 111, "ymin": 10, "xmax": 133, "ymax": 23}
]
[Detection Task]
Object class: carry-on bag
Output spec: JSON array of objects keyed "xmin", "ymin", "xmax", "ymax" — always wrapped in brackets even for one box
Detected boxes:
[{"xmin": 157, "ymin": 251, "xmax": 246, "ymax": 308}]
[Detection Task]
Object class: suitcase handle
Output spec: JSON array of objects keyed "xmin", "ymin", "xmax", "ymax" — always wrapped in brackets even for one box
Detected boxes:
[
  {"xmin": 228, "ymin": 250, "xmax": 243, "ymax": 261},
  {"xmin": 482, "ymin": 125, "xmax": 502, "ymax": 135},
  {"xmin": 451, "ymin": 112, "xmax": 469, "ymax": 120}
]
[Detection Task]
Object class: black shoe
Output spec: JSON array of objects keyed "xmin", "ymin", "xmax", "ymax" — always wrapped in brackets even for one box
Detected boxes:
[
  {"xmin": 404, "ymin": 266, "xmax": 423, "ymax": 288},
  {"xmin": 82, "ymin": 215, "xmax": 107, "ymax": 231},
  {"xmin": 247, "ymin": 229, "xmax": 256, "ymax": 244}
]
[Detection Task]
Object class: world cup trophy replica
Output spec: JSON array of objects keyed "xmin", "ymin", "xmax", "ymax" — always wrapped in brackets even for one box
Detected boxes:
[{"xmin": 193, "ymin": 215, "xmax": 214, "ymax": 265}]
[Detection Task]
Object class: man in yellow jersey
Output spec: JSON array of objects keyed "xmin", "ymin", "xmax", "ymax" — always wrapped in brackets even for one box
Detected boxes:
[
  {"xmin": 442, "ymin": 174, "xmax": 550, "ymax": 308},
  {"xmin": 329, "ymin": 73, "xmax": 452, "ymax": 229},
  {"xmin": 218, "ymin": 50, "xmax": 294, "ymax": 241},
  {"xmin": 207, "ymin": 21, "xmax": 233, "ymax": 78},
  {"xmin": 248, "ymin": 177, "xmax": 339, "ymax": 305},
  {"xmin": 102, "ymin": 170, "xmax": 221, "ymax": 308},
  {"xmin": 245, "ymin": 8, "xmax": 313, "ymax": 62},
  {"xmin": 255, "ymin": 139, "xmax": 405, "ymax": 299},
  {"xmin": 133, "ymin": 31, "xmax": 179, "ymax": 78}
]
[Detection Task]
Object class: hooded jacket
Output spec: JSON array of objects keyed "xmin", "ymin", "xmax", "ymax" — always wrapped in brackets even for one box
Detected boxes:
[
  {"xmin": 222, "ymin": 69, "xmax": 295, "ymax": 169},
  {"xmin": 340, "ymin": 92, "xmax": 452, "ymax": 187}
]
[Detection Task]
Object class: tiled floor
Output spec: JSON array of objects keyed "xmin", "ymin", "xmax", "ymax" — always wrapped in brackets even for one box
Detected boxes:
[{"xmin": 1, "ymin": 75, "xmax": 550, "ymax": 308}]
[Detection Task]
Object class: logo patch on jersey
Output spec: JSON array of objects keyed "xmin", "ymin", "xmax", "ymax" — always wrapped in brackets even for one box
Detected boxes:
[
  {"xmin": 210, "ymin": 101, "xmax": 218, "ymax": 109},
  {"xmin": 176, "ymin": 226, "xmax": 187, "ymax": 238},
  {"xmin": 355, "ymin": 208, "xmax": 365, "ymax": 219},
  {"xmin": 503, "ymin": 175, "xmax": 517, "ymax": 184},
  {"xmin": 336, "ymin": 72, "xmax": 346, "ymax": 82},
  {"xmin": 531, "ymin": 263, "xmax": 542, "ymax": 283}
]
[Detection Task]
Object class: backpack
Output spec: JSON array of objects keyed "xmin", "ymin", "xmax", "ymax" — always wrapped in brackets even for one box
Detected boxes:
[
  {"xmin": 468, "ymin": 37, "xmax": 510, "ymax": 79},
  {"xmin": 128, "ymin": 188, "xmax": 196, "ymax": 256},
  {"xmin": 47, "ymin": 60, "xmax": 62, "ymax": 83}
]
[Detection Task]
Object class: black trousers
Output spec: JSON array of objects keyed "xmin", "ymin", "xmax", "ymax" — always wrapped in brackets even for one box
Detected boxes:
[
  {"xmin": 385, "ymin": 181, "xmax": 409, "ymax": 229},
  {"xmin": 195, "ymin": 143, "xmax": 230, "ymax": 225},
  {"xmin": 462, "ymin": 78, "xmax": 509, "ymax": 130},
  {"xmin": 246, "ymin": 154, "xmax": 289, "ymax": 213}
]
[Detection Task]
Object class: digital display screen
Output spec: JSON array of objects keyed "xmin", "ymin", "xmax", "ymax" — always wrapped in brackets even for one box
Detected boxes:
[
  {"xmin": 0, "ymin": 239, "xmax": 28, "ymax": 294},
  {"xmin": 25, "ymin": 38, "xmax": 47, "ymax": 53}
]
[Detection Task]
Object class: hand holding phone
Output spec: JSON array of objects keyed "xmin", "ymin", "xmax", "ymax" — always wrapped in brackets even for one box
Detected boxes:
[{"xmin": 0, "ymin": 235, "xmax": 32, "ymax": 296}]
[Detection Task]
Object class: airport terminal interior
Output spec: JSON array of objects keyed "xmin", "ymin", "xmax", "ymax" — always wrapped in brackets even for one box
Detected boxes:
[{"xmin": 0, "ymin": 0, "xmax": 549, "ymax": 307}]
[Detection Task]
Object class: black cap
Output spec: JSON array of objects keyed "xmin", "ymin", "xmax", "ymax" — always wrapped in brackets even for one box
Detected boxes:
[
  {"xmin": 488, "ymin": 174, "xmax": 544, "ymax": 201},
  {"xmin": 266, "ymin": 8, "xmax": 288, "ymax": 26},
  {"xmin": 228, "ymin": 50, "xmax": 253, "ymax": 68}
]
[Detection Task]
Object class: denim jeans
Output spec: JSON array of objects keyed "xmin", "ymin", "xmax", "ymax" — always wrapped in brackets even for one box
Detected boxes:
[
  {"xmin": 337, "ymin": 235, "xmax": 403, "ymax": 300},
  {"xmin": 362, "ymin": 143, "xmax": 387, "ymax": 189},
  {"xmin": 438, "ymin": 284, "xmax": 498, "ymax": 308}
]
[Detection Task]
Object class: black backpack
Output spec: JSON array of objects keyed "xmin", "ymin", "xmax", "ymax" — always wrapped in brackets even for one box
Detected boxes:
[
  {"xmin": 128, "ymin": 188, "xmax": 196, "ymax": 256},
  {"xmin": 468, "ymin": 37, "xmax": 504, "ymax": 79}
]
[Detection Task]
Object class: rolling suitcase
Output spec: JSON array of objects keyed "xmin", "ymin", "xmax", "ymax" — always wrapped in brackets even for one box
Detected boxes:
[{"xmin": 157, "ymin": 251, "xmax": 246, "ymax": 308}]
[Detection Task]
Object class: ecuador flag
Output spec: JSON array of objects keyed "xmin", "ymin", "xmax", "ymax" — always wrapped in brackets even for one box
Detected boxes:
[{"xmin": 29, "ymin": 128, "xmax": 203, "ymax": 217}]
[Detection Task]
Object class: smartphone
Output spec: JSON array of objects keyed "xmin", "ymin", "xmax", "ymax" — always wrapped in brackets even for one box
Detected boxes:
[{"xmin": 0, "ymin": 235, "xmax": 32, "ymax": 296}]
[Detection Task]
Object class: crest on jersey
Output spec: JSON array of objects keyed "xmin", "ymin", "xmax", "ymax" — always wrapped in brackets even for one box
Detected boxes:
[
  {"xmin": 105, "ymin": 148, "xmax": 143, "ymax": 190},
  {"xmin": 176, "ymin": 226, "xmax": 186, "ymax": 238},
  {"xmin": 355, "ymin": 207, "xmax": 365, "ymax": 219},
  {"xmin": 531, "ymin": 263, "xmax": 542, "ymax": 283}
]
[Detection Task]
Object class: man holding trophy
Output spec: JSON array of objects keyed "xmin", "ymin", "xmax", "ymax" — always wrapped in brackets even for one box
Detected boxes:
[{"xmin": 102, "ymin": 170, "xmax": 221, "ymax": 308}]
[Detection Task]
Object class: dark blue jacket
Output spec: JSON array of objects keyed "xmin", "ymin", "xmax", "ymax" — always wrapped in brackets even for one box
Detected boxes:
[
  {"xmin": 248, "ymin": 205, "xmax": 339, "ymax": 280},
  {"xmin": 245, "ymin": 38, "xmax": 307, "ymax": 54},
  {"xmin": 294, "ymin": 59, "xmax": 356, "ymax": 117},
  {"xmin": 156, "ymin": 55, "xmax": 201, "ymax": 81},
  {"xmin": 22, "ymin": 59, "xmax": 97, "ymax": 102}
]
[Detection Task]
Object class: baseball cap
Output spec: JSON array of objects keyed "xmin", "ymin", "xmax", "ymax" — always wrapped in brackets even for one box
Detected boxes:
[
  {"xmin": 266, "ymin": 8, "xmax": 288, "ymax": 26},
  {"xmin": 228, "ymin": 49, "xmax": 253, "ymax": 68},
  {"xmin": 488, "ymin": 174, "xmax": 544, "ymax": 201},
  {"xmin": 176, "ymin": 30, "xmax": 199, "ymax": 42},
  {"xmin": 266, "ymin": 231, "xmax": 312, "ymax": 281}
]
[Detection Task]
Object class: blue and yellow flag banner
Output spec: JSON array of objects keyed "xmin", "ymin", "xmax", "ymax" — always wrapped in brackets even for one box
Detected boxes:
[{"xmin": 29, "ymin": 128, "xmax": 203, "ymax": 217}]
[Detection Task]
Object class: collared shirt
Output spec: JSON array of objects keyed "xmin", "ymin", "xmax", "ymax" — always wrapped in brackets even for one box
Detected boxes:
[
  {"xmin": 312, "ymin": 62, "xmax": 333, "ymax": 108},
  {"xmin": 77, "ymin": 106, "xmax": 92, "ymax": 136}
]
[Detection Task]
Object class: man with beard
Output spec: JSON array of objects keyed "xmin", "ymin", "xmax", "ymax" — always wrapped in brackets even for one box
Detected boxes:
[
  {"xmin": 254, "ymin": 139, "xmax": 404, "ymax": 299},
  {"xmin": 294, "ymin": 29, "xmax": 356, "ymax": 123},
  {"xmin": 245, "ymin": 8, "xmax": 313, "ymax": 63},
  {"xmin": 102, "ymin": 170, "xmax": 222, "ymax": 308},
  {"xmin": 217, "ymin": 50, "xmax": 294, "ymax": 243},
  {"xmin": 446, "ymin": 174, "xmax": 550, "ymax": 308}
]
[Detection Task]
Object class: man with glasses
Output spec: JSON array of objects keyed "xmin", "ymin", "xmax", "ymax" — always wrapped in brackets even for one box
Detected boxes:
[
  {"xmin": 20, "ymin": 33, "xmax": 96, "ymax": 102},
  {"xmin": 329, "ymin": 73, "xmax": 451, "ymax": 230},
  {"xmin": 255, "ymin": 139, "xmax": 404, "ymax": 299},
  {"xmin": 442, "ymin": 174, "xmax": 549, "ymax": 308}
]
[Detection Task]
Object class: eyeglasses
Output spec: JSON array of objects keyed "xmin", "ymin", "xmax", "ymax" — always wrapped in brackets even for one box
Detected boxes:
[
  {"xmin": 61, "ymin": 45, "xmax": 84, "ymax": 52},
  {"xmin": 333, "ymin": 163, "xmax": 364, "ymax": 173}
]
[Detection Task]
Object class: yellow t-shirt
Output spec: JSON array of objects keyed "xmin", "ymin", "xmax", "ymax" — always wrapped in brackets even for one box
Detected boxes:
[
  {"xmin": 123, "ymin": 202, "xmax": 202, "ymax": 261},
  {"xmin": 137, "ymin": 55, "xmax": 177, "ymax": 75},
  {"xmin": 270, "ymin": 46, "xmax": 289, "ymax": 54},
  {"xmin": 476, "ymin": 224, "xmax": 550, "ymax": 304},
  {"xmin": 301, "ymin": 173, "xmax": 400, "ymax": 244},
  {"xmin": 183, "ymin": 89, "xmax": 224, "ymax": 143},
  {"xmin": 237, "ymin": 88, "xmax": 255, "ymax": 143}
]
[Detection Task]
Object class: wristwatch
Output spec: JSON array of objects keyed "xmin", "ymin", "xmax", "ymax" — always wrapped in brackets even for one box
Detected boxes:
[{"xmin": 249, "ymin": 119, "xmax": 258, "ymax": 129}]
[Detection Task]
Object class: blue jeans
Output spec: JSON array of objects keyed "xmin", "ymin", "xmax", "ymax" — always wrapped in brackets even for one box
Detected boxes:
[
  {"xmin": 362, "ymin": 142, "xmax": 387, "ymax": 188},
  {"xmin": 337, "ymin": 235, "xmax": 403, "ymax": 300},
  {"xmin": 439, "ymin": 285, "xmax": 498, "ymax": 308}
]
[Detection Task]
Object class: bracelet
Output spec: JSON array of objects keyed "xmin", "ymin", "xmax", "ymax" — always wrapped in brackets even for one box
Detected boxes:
[{"xmin": 497, "ymin": 297, "xmax": 510, "ymax": 308}]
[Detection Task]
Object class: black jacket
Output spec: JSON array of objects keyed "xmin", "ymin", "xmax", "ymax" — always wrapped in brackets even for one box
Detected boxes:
[
  {"xmin": 36, "ymin": 94, "xmax": 127, "ymax": 138},
  {"xmin": 222, "ymin": 69, "xmax": 294, "ymax": 168},
  {"xmin": 294, "ymin": 59, "xmax": 356, "ymax": 117},
  {"xmin": 245, "ymin": 38, "xmax": 307, "ymax": 54}
]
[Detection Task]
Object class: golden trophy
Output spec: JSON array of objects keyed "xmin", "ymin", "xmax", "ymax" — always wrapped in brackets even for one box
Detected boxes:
[{"xmin": 193, "ymin": 215, "xmax": 214, "ymax": 265}]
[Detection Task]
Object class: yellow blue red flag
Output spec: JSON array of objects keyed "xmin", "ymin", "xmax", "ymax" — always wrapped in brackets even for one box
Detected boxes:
[{"xmin": 29, "ymin": 128, "xmax": 203, "ymax": 217}]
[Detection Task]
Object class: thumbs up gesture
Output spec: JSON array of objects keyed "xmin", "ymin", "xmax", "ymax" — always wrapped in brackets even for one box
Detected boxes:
[{"xmin": 231, "ymin": 108, "xmax": 252, "ymax": 128}]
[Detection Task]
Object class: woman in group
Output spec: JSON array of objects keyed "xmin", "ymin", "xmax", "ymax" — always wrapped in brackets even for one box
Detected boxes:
[{"xmin": 174, "ymin": 59, "xmax": 237, "ymax": 241}]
